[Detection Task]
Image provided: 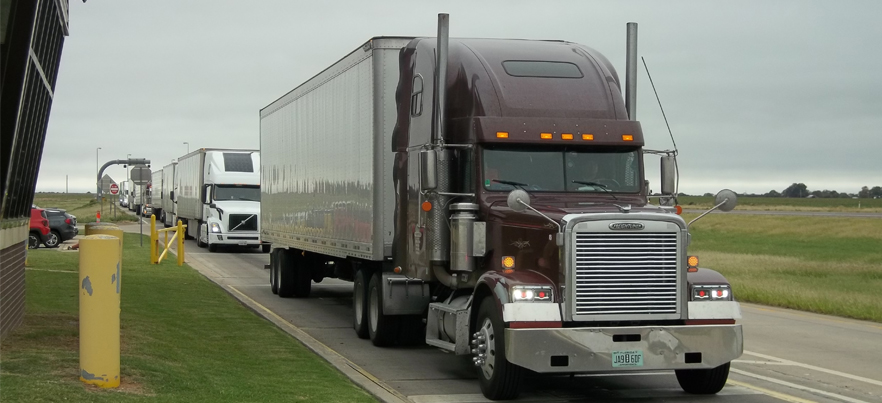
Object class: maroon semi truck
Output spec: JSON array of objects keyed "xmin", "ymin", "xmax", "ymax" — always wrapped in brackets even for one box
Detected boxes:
[{"xmin": 260, "ymin": 15, "xmax": 742, "ymax": 400}]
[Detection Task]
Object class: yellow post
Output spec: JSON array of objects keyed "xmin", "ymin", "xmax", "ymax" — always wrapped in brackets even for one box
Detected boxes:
[
  {"xmin": 78, "ymin": 234, "xmax": 121, "ymax": 388},
  {"xmin": 177, "ymin": 220, "xmax": 184, "ymax": 266},
  {"xmin": 150, "ymin": 215, "xmax": 157, "ymax": 264},
  {"xmin": 86, "ymin": 224, "xmax": 124, "ymax": 271}
]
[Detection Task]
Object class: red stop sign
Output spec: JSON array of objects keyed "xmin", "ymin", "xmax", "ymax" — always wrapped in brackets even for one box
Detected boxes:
[{"xmin": 110, "ymin": 183, "xmax": 119, "ymax": 195}]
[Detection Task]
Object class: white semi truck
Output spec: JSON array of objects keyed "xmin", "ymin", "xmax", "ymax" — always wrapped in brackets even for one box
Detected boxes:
[
  {"xmin": 174, "ymin": 148, "xmax": 267, "ymax": 252},
  {"xmin": 160, "ymin": 162, "xmax": 176, "ymax": 226}
]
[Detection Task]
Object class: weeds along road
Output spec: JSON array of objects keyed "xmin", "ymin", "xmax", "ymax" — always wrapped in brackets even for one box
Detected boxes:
[{"xmin": 122, "ymin": 219, "xmax": 882, "ymax": 403}]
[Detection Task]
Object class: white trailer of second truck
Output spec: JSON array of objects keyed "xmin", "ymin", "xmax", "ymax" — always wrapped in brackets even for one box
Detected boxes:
[
  {"xmin": 161, "ymin": 162, "xmax": 176, "ymax": 226},
  {"xmin": 175, "ymin": 148, "xmax": 267, "ymax": 252}
]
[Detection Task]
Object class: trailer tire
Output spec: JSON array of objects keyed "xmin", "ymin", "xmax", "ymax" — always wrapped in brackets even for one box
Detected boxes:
[
  {"xmin": 475, "ymin": 297, "xmax": 523, "ymax": 400},
  {"xmin": 277, "ymin": 249, "xmax": 296, "ymax": 298},
  {"xmin": 352, "ymin": 269, "xmax": 370, "ymax": 339},
  {"xmin": 676, "ymin": 362, "xmax": 730, "ymax": 394},
  {"xmin": 367, "ymin": 272, "xmax": 399, "ymax": 347},
  {"xmin": 269, "ymin": 249, "xmax": 280, "ymax": 295},
  {"xmin": 292, "ymin": 251, "xmax": 312, "ymax": 298}
]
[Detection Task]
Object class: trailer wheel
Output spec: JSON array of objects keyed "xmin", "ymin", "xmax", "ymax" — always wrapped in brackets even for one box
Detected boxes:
[
  {"xmin": 475, "ymin": 297, "xmax": 523, "ymax": 400},
  {"xmin": 676, "ymin": 362, "xmax": 730, "ymax": 394},
  {"xmin": 277, "ymin": 249, "xmax": 296, "ymax": 297},
  {"xmin": 367, "ymin": 272, "xmax": 400, "ymax": 346},
  {"xmin": 352, "ymin": 269, "xmax": 370, "ymax": 339},
  {"xmin": 269, "ymin": 249, "xmax": 280, "ymax": 295}
]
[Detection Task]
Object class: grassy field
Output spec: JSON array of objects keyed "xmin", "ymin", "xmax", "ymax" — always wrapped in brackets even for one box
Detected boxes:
[
  {"xmin": 678, "ymin": 195, "xmax": 882, "ymax": 212},
  {"xmin": 33, "ymin": 193, "xmax": 138, "ymax": 223},
  {"xmin": 0, "ymin": 233, "xmax": 376, "ymax": 402},
  {"xmin": 685, "ymin": 213, "xmax": 882, "ymax": 322}
]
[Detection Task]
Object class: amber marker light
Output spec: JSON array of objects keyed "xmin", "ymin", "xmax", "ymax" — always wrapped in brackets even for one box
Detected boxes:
[
  {"xmin": 676, "ymin": 205, "xmax": 683, "ymax": 215},
  {"xmin": 502, "ymin": 256, "xmax": 515, "ymax": 269},
  {"xmin": 622, "ymin": 134, "xmax": 634, "ymax": 141},
  {"xmin": 496, "ymin": 132, "xmax": 509, "ymax": 138},
  {"xmin": 421, "ymin": 201, "xmax": 432, "ymax": 212},
  {"xmin": 540, "ymin": 133, "xmax": 553, "ymax": 140},
  {"xmin": 687, "ymin": 255, "xmax": 699, "ymax": 272},
  {"xmin": 582, "ymin": 134, "xmax": 594, "ymax": 140},
  {"xmin": 561, "ymin": 133, "xmax": 573, "ymax": 140}
]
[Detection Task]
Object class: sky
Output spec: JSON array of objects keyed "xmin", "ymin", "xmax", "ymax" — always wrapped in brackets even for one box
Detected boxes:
[{"xmin": 36, "ymin": 0, "xmax": 882, "ymax": 196}]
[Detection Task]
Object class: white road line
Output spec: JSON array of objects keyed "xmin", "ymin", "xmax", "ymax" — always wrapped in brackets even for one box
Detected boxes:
[
  {"xmin": 732, "ymin": 368, "xmax": 869, "ymax": 403},
  {"xmin": 734, "ymin": 360, "xmax": 792, "ymax": 365},
  {"xmin": 743, "ymin": 350, "xmax": 882, "ymax": 387}
]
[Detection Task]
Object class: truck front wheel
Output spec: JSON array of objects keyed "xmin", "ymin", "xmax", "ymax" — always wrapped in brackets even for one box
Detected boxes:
[
  {"xmin": 352, "ymin": 269, "xmax": 370, "ymax": 339},
  {"xmin": 367, "ymin": 272, "xmax": 399, "ymax": 346},
  {"xmin": 196, "ymin": 222, "xmax": 207, "ymax": 248},
  {"xmin": 675, "ymin": 362, "xmax": 730, "ymax": 394},
  {"xmin": 475, "ymin": 297, "xmax": 523, "ymax": 400}
]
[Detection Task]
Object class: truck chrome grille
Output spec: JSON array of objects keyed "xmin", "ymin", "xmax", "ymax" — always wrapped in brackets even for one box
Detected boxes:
[
  {"xmin": 228, "ymin": 214, "xmax": 257, "ymax": 232},
  {"xmin": 574, "ymin": 232, "xmax": 678, "ymax": 316}
]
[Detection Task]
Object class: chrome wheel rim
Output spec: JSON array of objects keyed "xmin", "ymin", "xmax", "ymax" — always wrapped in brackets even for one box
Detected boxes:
[
  {"xmin": 45, "ymin": 233, "xmax": 58, "ymax": 247},
  {"xmin": 479, "ymin": 317, "xmax": 496, "ymax": 380}
]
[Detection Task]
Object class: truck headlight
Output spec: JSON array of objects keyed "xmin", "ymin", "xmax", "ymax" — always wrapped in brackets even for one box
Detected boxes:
[
  {"xmin": 692, "ymin": 285, "xmax": 732, "ymax": 301},
  {"xmin": 210, "ymin": 223, "xmax": 221, "ymax": 233},
  {"xmin": 511, "ymin": 285, "xmax": 553, "ymax": 302}
]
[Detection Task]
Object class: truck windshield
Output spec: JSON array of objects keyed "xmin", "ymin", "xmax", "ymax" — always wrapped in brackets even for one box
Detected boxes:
[
  {"xmin": 214, "ymin": 185, "xmax": 261, "ymax": 201},
  {"xmin": 483, "ymin": 147, "xmax": 641, "ymax": 193}
]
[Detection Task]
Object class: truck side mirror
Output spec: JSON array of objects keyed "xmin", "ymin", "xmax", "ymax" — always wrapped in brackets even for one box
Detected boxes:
[
  {"xmin": 660, "ymin": 156, "xmax": 676, "ymax": 195},
  {"xmin": 202, "ymin": 184, "xmax": 211, "ymax": 204},
  {"xmin": 420, "ymin": 149, "xmax": 437, "ymax": 191}
]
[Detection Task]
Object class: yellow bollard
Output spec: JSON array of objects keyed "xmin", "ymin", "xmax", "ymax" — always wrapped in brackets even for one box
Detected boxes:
[
  {"xmin": 177, "ymin": 220, "xmax": 185, "ymax": 266},
  {"xmin": 78, "ymin": 234, "xmax": 121, "ymax": 388},
  {"xmin": 86, "ymin": 224, "xmax": 124, "ymax": 271}
]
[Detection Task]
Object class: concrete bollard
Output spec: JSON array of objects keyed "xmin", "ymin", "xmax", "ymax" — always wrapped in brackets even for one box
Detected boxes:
[{"xmin": 78, "ymin": 234, "xmax": 121, "ymax": 388}]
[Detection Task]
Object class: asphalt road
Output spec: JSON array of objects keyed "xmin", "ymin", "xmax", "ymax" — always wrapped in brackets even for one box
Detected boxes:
[{"xmin": 120, "ymin": 220, "xmax": 882, "ymax": 403}]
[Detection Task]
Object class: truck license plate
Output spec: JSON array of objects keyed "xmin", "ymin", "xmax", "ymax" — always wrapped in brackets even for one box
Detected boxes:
[
  {"xmin": 238, "ymin": 241, "xmax": 247, "ymax": 246},
  {"xmin": 612, "ymin": 350, "xmax": 644, "ymax": 368}
]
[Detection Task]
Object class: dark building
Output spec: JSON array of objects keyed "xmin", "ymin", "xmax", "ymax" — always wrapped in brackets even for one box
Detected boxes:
[{"xmin": 1, "ymin": 0, "xmax": 70, "ymax": 339}]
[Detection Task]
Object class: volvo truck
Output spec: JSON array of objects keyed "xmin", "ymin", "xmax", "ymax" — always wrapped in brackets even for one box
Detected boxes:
[
  {"xmin": 175, "ymin": 148, "xmax": 267, "ymax": 252},
  {"xmin": 260, "ymin": 15, "xmax": 742, "ymax": 400}
]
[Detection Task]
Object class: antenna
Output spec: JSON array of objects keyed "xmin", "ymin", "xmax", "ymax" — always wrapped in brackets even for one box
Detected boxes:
[{"xmin": 641, "ymin": 56, "xmax": 680, "ymax": 196}]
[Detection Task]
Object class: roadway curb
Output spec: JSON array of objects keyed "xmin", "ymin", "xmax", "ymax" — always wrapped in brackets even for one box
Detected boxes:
[{"xmin": 168, "ymin": 245, "xmax": 409, "ymax": 403}]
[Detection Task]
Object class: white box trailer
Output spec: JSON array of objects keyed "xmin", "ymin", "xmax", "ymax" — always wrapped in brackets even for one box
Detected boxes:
[
  {"xmin": 175, "ymin": 148, "xmax": 266, "ymax": 252},
  {"xmin": 149, "ymin": 169, "xmax": 163, "ymax": 218},
  {"xmin": 260, "ymin": 37, "xmax": 405, "ymax": 261},
  {"xmin": 161, "ymin": 162, "xmax": 176, "ymax": 226}
]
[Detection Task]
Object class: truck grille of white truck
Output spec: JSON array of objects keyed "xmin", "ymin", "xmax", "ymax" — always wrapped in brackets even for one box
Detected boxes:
[
  {"xmin": 573, "ymin": 232, "xmax": 678, "ymax": 316},
  {"xmin": 228, "ymin": 214, "xmax": 257, "ymax": 231}
]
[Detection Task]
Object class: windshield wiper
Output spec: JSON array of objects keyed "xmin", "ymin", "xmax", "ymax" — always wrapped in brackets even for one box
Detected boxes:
[
  {"xmin": 572, "ymin": 180, "xmax": 618, "ymax": 200},
  {"xmin": 492, "ymin": 179, "xmax": 536, "ymax": 196}
]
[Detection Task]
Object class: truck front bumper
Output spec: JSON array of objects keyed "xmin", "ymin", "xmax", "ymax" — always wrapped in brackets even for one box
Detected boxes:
[
  {"xmin": 210, "ymin": 232, "xmax": 263, "ymax": 246},
  {"xmin": 505, "ymin": 324, "xmax": 742, "ymax": 373}
]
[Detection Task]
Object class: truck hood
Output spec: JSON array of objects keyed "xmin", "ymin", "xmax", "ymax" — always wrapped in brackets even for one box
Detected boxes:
[
  {"xmin": 487, "ymin": 197, "xmax": 676, "ymax": 228},
  {"xmin": 212, "ymin": 200, "xmax": 260, "ymax": 215}
]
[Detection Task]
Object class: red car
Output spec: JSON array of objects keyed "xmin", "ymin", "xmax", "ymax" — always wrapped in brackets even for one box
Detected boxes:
[{"xmin": 29, "ymin": 208, "xmax": 51, "ymax": 249}]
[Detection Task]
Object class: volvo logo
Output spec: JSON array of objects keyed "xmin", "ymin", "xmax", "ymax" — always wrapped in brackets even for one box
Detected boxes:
[{"xmin": 609, "ymin": 222, "xmax": 644, "ymax": 230}]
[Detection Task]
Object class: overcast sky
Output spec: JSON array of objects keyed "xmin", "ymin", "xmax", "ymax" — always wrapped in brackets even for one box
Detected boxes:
[{"xmin": 37, "ymin": 0, "xmax": 881, "ymax": 195}]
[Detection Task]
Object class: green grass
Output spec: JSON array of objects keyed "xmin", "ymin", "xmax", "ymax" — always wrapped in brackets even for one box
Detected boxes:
[
  {"xmin": 686, "ymin": 213, "xmax": 882, "ymax": 322},
  {"xmin": 33, "ymin": 193, "xmax": 138, "ymax": 223},
  {"xmin": 0, "ymin": 234, "xmax": 377, "ymax": 402},
  {"xmin": 678, "ymin": 195, "xmax": 882, "ymax": 212}
]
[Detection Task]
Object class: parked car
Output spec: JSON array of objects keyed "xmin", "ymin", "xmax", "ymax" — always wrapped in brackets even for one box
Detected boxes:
[
  {"xmin": 29, "ymin": 208, "xmax": 50, "ymax": 249},
  {"xmin": 43, "ymin": 208, "xmax": 78, "ymax": 248},
  {"xmin": 120, "ymin": 198, "xmax": 128, "ymax": 207}
]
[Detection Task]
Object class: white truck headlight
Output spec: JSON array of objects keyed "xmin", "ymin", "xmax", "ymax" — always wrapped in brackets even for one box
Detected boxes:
[
  {"xmin": 511, "ymin": 285, "xmax": 553, "ymax": 302},
  {"xmin": 692, "ymin": 285, "xmax": 732, "ymax": 301},
  {"xmin": 210, "ymin": 223, "xmax": 222, "ymax": 233}
]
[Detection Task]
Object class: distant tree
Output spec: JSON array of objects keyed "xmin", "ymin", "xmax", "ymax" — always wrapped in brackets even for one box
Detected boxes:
[
  {"xmin": 765, "ymin": 190, "xmax": 781, "ymax": 197},
  {"xmin": 870, "ymin": 186, "xmax": 882, "ymax": 198},
  {"xmin": 782, "ymin": 183, "xmax": 808, "ymax": 198},
  {"xmin": 702, "ymin": 193, "xmax": 713, "ymax": 197},
  {"xmin": 859, "ymin": 186, "xmax": 870, "ymax": 198}
]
